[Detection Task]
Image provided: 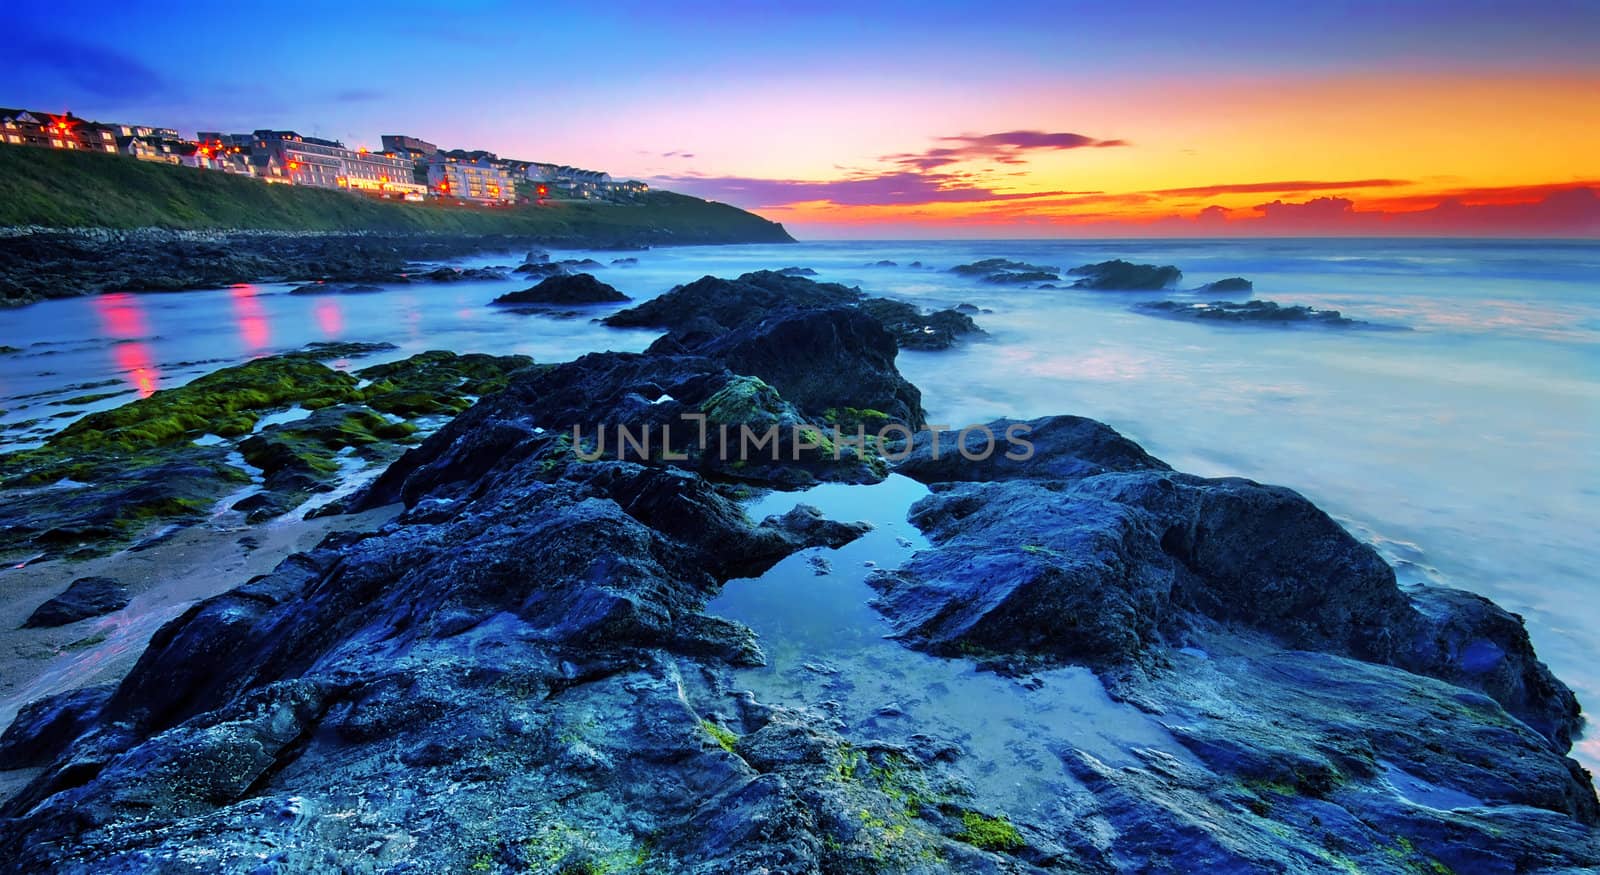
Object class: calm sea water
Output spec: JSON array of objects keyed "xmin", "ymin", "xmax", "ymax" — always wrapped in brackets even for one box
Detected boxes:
[{"xmin": 3, "ymin": 237, "xmax": 1597, "ymax": 766}]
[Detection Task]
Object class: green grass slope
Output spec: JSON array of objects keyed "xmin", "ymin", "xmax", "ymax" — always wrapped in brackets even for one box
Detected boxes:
[{"xmin": 0, "ymin": 145, "xmax": 792, "ymax": 243}]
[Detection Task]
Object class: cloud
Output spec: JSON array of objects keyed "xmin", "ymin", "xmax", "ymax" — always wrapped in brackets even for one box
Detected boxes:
[
  {"xmin": 332, "ymin": 88, "xmax": 386, "ymax": 103},
  {"xmin": 661, "ymin": 151, "xmax": 697, "ymax": 159},
  {"xmin": 654, "ymin": 170, "xmax": 1095, "ymax": 208},
  {"xmin": 885, "ymin": 129, "xmax": 1128, "ymax": 171},
  {"xmin": 12, "ymin": 36, "xmax": 173, "ymax": 104},
  {"xmin": 1153, "ymin": 179, "xmax": 1411, "ymax": 197},
  {"xmin": 1235, "ymin": 187, "xmax": 1600, "ymax": 235}
]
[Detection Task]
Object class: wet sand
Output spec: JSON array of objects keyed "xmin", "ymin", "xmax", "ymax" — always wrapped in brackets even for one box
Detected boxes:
[{"xmin": 0, "ymin": 504, "xmax": 400, "ymax": 803}]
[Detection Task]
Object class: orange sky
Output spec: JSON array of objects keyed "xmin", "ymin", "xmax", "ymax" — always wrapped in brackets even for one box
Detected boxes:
[{"xmin": 653, "ymin": 72, "xmax": 1600, "ymax": 237}]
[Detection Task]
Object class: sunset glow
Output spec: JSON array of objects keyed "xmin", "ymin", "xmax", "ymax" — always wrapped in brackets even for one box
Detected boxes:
[{"xmin": 7, "ymin": 1, "xmax": 1597, "ymax": 237}]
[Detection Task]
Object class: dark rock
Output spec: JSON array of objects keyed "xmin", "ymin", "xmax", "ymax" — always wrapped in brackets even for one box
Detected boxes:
[
  {"xmin": 948, "ymin": 258, "xmax": 1061, "ymax": 284},
  {"xmin": 23, "ymin": 576, "xmax": 131, "ymax": 627},
  {"xmin": 777, "ymin": 266, "xmax": 818, "ymax": 276},
  {"xmin": 605, "ymin": 270, "xmax": 861, "ymax": 333},
  {"xmin": 610, "ymin": 257, "xmax": 638, "ymax": 266},
  {"xmin": 1196, "ymin": 277, "xmax": 1253, "ymax": 293},
  {"xmin": 858, "ymin": 298, "xmax": 985, "ymax": 351},
  {"xmin": 419, "ymin": 266, "xmax": 507, "ymax": 282},
  {"xmin": 985, "ymin": 270, "xmax": 1059, "ymax": 284},
  {"xmin": 866, "ymin": 260, "xmax": 897, "ymax": 267},
  {"xmin": 0, "ymin": 685, "xmax": 114, "ymax": 768},
  {"xmin": 1137, "ymin": 299, "xmax": 1369, "ymax": 327},
  {"xmin": 652, "ymin": 306, "xmax": 926, "ymax": 429},
  {"xmin": 1068, "ymin": 259, "xmax": 1182, "ymax": 290},
  {"xmin": 604, "ymin": 271, "xmax": 983, "ymax": 355},
  {"xmin": 512, "ymin": 260, "xmax": 568, "ymax": 278},
  {"xmin": 492, "ymin": 273, "xmax": 630, "ymax": 306},
  {"xmin": 558, "ymin": 258, "xmax": 605, "ymax": 269},
  {"xmin": 874, "ymin": 418, "xmax": 1585, "ymax": 750},
  {"xmin": 896, "ymin": 415, "xmax": 1169, "ymax": 484},
  {"xmin": 287, "ymin": 282, "xmax": 385, "ymax": 295}
]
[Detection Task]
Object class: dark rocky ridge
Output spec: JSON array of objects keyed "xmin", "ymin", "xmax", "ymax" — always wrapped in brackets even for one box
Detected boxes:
[
  {"xmin": 0, "ymin": 218, "xmax": 787, "ymax": 307},
  {"xmin": 604, "ymin": 269, "xmax": 985, "ymax": 352},
  {"xmin": 0, "ymin": 280, "xmax": 1593, "ymax": 871},
  {"xmin": 1137, "ymin": 298, "xmax": 1373, "ymax": 327},
  {"xmin": 884, "ymin": 416, "xmax": 1584, "ymax": 748}
]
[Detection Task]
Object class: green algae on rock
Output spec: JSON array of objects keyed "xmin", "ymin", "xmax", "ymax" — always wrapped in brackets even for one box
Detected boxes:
[{"xmin": 0, "ymin": 346, "xmax": 532, "ymax": 555}]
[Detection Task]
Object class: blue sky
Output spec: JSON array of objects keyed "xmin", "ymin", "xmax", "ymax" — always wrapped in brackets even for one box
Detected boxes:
[{"xmin": 4, "ymin": 1, "xmax": 1596, "ymax": 236}]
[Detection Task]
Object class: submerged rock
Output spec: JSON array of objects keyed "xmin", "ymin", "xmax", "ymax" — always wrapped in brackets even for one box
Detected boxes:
[
  {"xmin": 418, "ymin": 266, "xmax": 508, "ymax": 282},
  {"xmin": 491, "ymin": 273, "xmax": 630, "ymax": 306},
  {"xmin": 513, "ymin": 260, "xmax": 568, "ymax": 278},
  {"xmin": 287, "ymin": 282, "xmax": 385, "ymax": 295},
  {"xmin": 1068, "ymin": 259, "xmax": 1183, "ymax": 290},
  {"xmin": 948, "ymin": 258, "xmax": 1062, "ymax": 284},
  {"xmin": 1137, "ymin": 298, "xmax": 1369, "ymax": 327},
  {"xmin": 22, "ymin": 576, "xmax": 130, "ymax": 627}
]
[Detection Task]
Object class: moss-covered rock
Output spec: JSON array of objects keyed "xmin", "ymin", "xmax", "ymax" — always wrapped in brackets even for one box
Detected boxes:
[{"xmin": 0, "ymin": 348, "xmax": 531, "ymax": 555}]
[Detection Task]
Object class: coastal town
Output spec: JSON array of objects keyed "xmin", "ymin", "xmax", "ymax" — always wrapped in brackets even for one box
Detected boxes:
[{"xmin": 0, "ymin": 106, "xmax": 648, "ymax": 206}]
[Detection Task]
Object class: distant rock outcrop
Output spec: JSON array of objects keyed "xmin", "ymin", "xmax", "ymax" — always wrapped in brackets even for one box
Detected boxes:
[
  {"xmin": 604, "ymin": 270, "xmax": 983, "ymax": 352},
  {"xmin": 1196, "ymin": 276, "xmax": 1253, "ymax": 293},
  {"xmin": 492, "ymin": 273, "xmax": 630, "ymax": 306},
  {"xmin": 1136, "ymin": 299, "xmax": 1371, "ymax": 327},
  {"xmin": 949, "ymin": 258, "xmax": 1062, "ymax": 284},
  {"xmin": 1068, "ymin": 259, "xmax": 1182, "ymax": 290}
]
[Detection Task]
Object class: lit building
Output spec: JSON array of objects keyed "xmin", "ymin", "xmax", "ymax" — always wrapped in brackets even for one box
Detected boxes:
[
  {"xmin": 524, "ymin": 162, "xmax": 640, "ymax": 199},
  {"xmin": 119, "ymin": 136, "xmax": 190, "ymax": 164},
  {"xmin": 247, "ymin": 130, "xmax": 424, "ymax": 198},
  {"xmin": 427, "ymin": 155, "xmax": 515, "ymax": 204},
  {"xmin": 2, "ymin": 108, "xmax": 186, "ymax": 155},
  {"xmin": 380, "ymin": 134, "xmax": 437, "ymax": 160}
]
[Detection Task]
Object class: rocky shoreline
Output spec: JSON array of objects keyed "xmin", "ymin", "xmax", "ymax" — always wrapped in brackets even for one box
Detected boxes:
[
  {"xmin": 0, "ymin": 272, "xmax": 1593, "ymax": 872},
  {"xmin": 0, "ymin": 226, "xmax": 789, "ymax": 308}
]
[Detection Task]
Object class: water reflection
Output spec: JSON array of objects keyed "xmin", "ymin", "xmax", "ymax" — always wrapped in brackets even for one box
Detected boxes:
[
  {"xmin": 229, "ymin": 284, "xmax": 271, "ymax": 352},
  {"xmin": 314, "ymin": 299, "xmax": 344, "ymax": 338},
  {"xmin": 92, "ymin": 293, "xmax": 160, "ymax": 398}
]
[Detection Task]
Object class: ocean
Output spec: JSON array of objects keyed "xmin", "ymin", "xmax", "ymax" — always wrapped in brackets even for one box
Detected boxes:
[{"xmin": 3, "ymin": 237, "xmax": 1597, "ymax": 768}]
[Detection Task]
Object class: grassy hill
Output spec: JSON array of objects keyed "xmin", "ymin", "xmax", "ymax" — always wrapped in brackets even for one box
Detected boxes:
[{"xmin": 0, "ymin": 145, "xmax": 791, "ymax": 243}]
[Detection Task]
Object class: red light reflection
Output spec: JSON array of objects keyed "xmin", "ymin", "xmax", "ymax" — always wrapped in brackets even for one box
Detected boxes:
[
  {"xmin": 314, "ymin": 299, "xmax": 344, "ymax": 338},
  {"xmin": 92, "ymin": 293, "xmax": 160, "ymax": 398},
  {"xmin": 230, "ymin": 284, "xmax": 271, "ymax": 351}
]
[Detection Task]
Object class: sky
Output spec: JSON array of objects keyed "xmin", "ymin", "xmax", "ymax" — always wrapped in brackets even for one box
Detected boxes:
[{"xmin": 3, "ymin": 0, "xmax": 1598, "ymax": 238}]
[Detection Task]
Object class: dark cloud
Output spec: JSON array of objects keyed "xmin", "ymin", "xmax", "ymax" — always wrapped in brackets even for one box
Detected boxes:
[
  {"xmin": 884, "ymin": 129, "xmax": 1129, "ymax": 171},
  {"xmin": 1153, "ymin": 179, "xmax": 1410, "ymax": 197},
  {"xmin": 660, "ymin": 151, "xmax": 696, "ymax": 159},
  {"xmin": 13, "ymin": 36, "xmax": 173, "ymax": 104}
]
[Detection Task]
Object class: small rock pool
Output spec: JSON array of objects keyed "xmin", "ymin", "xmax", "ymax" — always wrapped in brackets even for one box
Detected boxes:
[{"xmin": 710, "ymin": 474, "xmax": 1195, "ymax": 821}]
